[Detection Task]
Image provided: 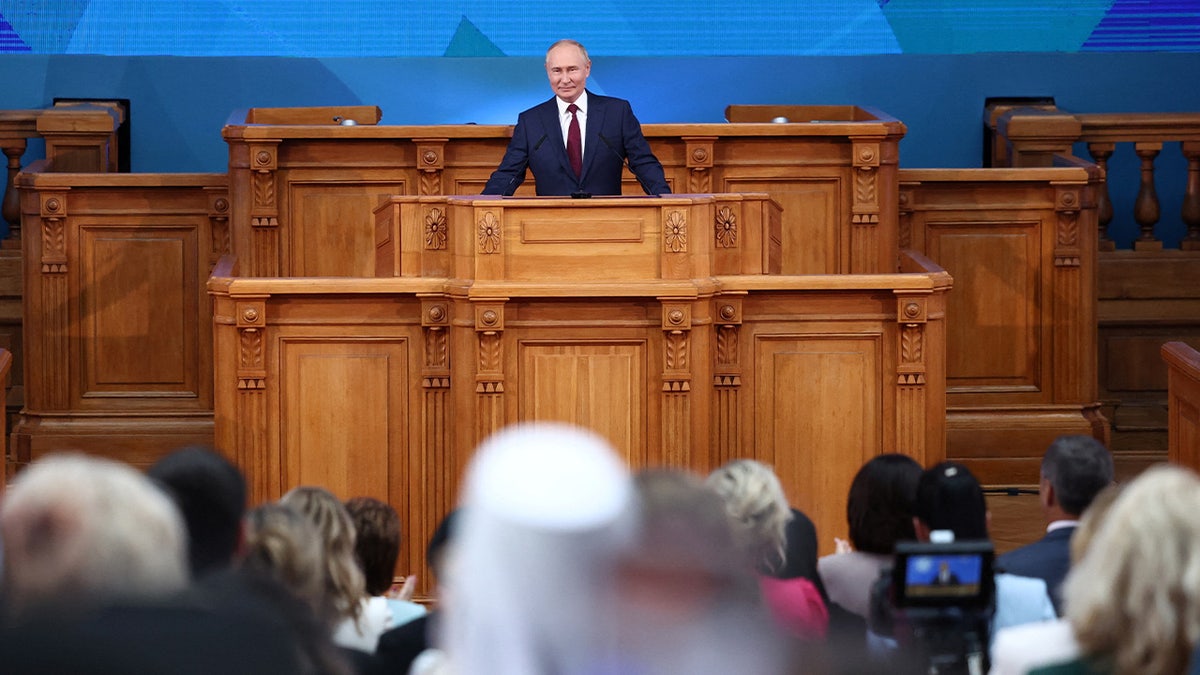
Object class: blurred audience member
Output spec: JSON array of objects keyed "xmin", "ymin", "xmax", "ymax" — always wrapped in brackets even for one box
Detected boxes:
[
  {"xmin": 990, "ymin": 484, "xmax": 1121, "ymax": 675},
  {"xmin": 818, "ymin": 454, "xmax": 922, "ymax": 633},
  {"xmin": 342, "ymin": 496, "xmax": 426, "ymax": 651},
  {"xmin": 1061, "ymin": 465, "xmax": 1200, "ymax": 674},
  {"xmin": 0, "ymin": 453, "xmax": 187, "ymax": 619},
  {"xmin": 610, "ymin": 468, "xmax": 787, "ymax": 674},
  {"xmin": 281, "ymin": 486, "xmax": 377, "ymax": 653},
  {"xmin": 439, "ymin": 422, "xmax": 636, "ymax": 675},
  {"xmin": 910, "ymin": 462, "xmax": 1056, "ymax": 639},
  {"xmin": 375, "ymin": 509, "xmax": 459, "ymax": 675},
  {"xmin": 147, "ymin": 445, "xmax": 248, "ymax": 579},
  {"xmin": 707, "ymin": 459, "xmax": 828, "ymax": 639},
  {"xmin": 996, "ymin": 435, "xmax": 1113, "ymax": 614}
]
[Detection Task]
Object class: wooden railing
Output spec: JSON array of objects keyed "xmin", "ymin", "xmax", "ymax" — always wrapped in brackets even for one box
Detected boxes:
[
  {"xmin": 1163, "ymin": 341, "xmax": 1200, "ymax": 470},
  {"xmin": 988, "ymin": 103, "xmax": 1200, "ymax": 472},
  {"xmin": 988, "ymin": 103, "xmax": 1200, "ymax": 251},
  {"xmin": 0, "ymin": 103, "xmax": 122, "ymax": 242}
]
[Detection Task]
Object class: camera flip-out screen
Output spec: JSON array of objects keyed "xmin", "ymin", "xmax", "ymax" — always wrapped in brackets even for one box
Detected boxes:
[{"xmin": 892, "ymin": 540, "xmax": 995, "ymax": 610}]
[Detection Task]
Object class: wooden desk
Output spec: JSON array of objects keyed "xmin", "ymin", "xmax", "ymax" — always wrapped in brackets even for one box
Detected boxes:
[{"xmin": 223, "ymin": 105, "xmax": 903, "ymax": 278}]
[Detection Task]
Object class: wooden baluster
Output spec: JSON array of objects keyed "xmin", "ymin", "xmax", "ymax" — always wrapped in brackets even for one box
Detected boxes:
[
  {"xmin": 1088, "ymin": 142, "xmax": 1116, "ymax": 251},
  {"xmin": 1133, "ymin": 142, "xmax": 1163, "ymax": 251},
  {"xmin": 1182, "ymin": 141, "xmax": 1200, "ymax": 250},
  {"xmin": 2, "ymin": 139, "xmax": 26, "ymax": 244}
]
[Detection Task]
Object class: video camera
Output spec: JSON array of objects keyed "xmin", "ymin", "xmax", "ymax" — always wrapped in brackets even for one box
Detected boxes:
[{"xmin": 869, "ymin": 537, "xmax": 997, "ymax": 675}]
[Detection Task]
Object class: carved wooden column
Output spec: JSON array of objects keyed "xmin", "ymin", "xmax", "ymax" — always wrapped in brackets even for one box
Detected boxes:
[
  {"xmin": 850, "ymin": 140, "xmax": 881, "ymax": 273},
  {"xmin": 684, "ymin": 137, "xmax": 715, "ymax": 194},
  {"xmin": 421, "ymin": 298, "xmax": 453, "ymax": 532},
  {"xmin": 474, "ymin": 302, "xmax": 506, "ymax": 446},
  {"xmin": 36, "ymin": 191, "xmax": 70, "ymax": 411},
  {"xmin": 1182, "ymin": 141, "xmax": 1200, "ymax": 251},
  {"xmin": 660, "ymin": 301, "xmax": 692, "ymax": 467},
  {"xmin": 1133, "ymin": 142, "xmax": 1162, "ymax": 251},
  {"xmin": 416, "ymin": 140, "xmax": 447, "ymax": 196},
  {"xmin": 2, "ymin": 139, "xmax": 26, "ymax": 243},
  {"xmin": 895, "ymin": 294, "xmax": 929, "ymax": 459},
  {"xmin": 1087, "ymin": 142, "xmax": 1116, "ymax": 251},
  {"xmin": 1052, "ymin": 186, "xmax": 1091, "ymax": 403},
  {"xmin": 897, "ymin": 186, "xmax": 915, "ymax": 250},
  {"xmin": 235, "ymin": 298, "xmax": 271, "ymax": 500},
  {"xmin": 249, "ymin": 142, "xmax": 282, "ymax": 275},
  {"xmin": 207, "ymin": 191, "xmax": 231, "ymax": 273},
  {"xmin": 712, "ymin": 297, "xmax": 743, "ymax": 468}
]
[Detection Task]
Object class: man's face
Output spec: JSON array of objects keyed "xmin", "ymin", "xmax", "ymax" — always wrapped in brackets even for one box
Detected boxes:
[{"xmin": 545, "ymin": 44, "xmax": 590, "ymax": 103}]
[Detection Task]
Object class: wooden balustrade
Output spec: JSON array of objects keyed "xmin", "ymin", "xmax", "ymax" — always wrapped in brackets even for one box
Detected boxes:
[
  {"xmin": 0, "ymin": 104, "xmax": 122, "ymax": 243},
  {"xmin": 1163, "ymin": 341, "xmax": 1200, "ymax": 470},
  {"xmin": 989, "ymin": 103, "xmax": 1200, "ymax": 251}
]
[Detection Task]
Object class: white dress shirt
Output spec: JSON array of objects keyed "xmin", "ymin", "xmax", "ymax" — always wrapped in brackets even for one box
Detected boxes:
[{"xmin": 556, "ymin": 91, "xmax": 588, "ymax": 159}]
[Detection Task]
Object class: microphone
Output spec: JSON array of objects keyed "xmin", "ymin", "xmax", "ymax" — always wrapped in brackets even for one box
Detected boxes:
[{"xmin": 599, "ymin": 133, "xmax": 657, "ymax": 196}]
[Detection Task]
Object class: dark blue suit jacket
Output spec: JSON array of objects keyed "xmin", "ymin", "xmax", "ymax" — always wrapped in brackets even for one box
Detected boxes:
[
  {"xmin": 996, "ymin": 525, "xmax": 1074, "ymax": 616},
  {"xmin": 482, "ymin": 92, "xmax": 670, "ymax": 196}
]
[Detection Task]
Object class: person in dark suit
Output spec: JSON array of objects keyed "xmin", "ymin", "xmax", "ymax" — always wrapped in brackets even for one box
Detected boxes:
[
  {"xmin": 481, "ymin": 39, "xmax": 670, "ymax": 197},
  {"xmin": 996, "ymin": 435, "xmax": 1113, "ymax": 615}
]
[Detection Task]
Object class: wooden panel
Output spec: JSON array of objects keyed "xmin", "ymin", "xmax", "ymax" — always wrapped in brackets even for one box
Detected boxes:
[
  {"xmin": 81, "ymin": 227, "xmax": 197, "ymax": 395},
  {"xmin": 504, "ymin": 208, "xmax": 659, "ymax": 282},
  {"xmin": 517, "ymin": 341, "xmax": 648, "ymax": 468},
  {"xmin": 1164, "ymin": 342, "xmax": 1200, "ymax": 470},
  {"xmin": 289, "ymin": 182, "xmax": 407, "ymax": 277},
  {"xmin": 280, "ymin": 339, "xmax": 409, "ymax": 499},
  {"xmin": 928, "ymin": 226, "xmax": 1040, "ymax": 391},
  {"xmin": 724, "ymin": 176, "xmax": 841, "ymax": 275},
  {"xmin": 753, "ymin": 334, "xmax": 881, "ymax": 554}
]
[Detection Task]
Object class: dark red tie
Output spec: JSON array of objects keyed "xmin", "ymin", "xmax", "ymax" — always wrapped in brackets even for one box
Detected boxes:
[{"xmin": 566, "ymin": 103, "xmax": 582, "ymax": 177}]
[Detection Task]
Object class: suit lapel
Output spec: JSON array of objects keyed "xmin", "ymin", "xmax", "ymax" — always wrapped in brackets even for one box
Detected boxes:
[
  {"xmin": 535, "ymin": 98, "xmax": 576, "ymax": 180},
  {"xmin": 581, "ymin": 92, "xmax": 607, "ymax": 182}
]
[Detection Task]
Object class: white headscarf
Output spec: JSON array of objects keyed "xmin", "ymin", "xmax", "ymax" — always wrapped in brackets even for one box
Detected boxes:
[{"xmin": 441, "ymin": 422, "xmax": 635, "ymax": 675}]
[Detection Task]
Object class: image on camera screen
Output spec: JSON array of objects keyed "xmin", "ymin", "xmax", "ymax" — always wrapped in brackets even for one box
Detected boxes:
[{"xmin": 903, "ymin": 554, "xmax": 983, "ymax": 598}]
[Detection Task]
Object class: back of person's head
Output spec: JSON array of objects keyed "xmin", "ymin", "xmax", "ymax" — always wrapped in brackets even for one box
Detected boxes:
[
  {"xmin": 444, "ymin": 422, "xmax": 634, "ymax": 674},
  {"xmin": 343, "ymin": 496, "xmax": 401, "ymax": 597},
  {"xmin": 426, "ymin": 509, "xmax": 459, "ymax": 582},
  {"xmin": 705, "ymin": 459, "xmax": 793, "ymax": 574},
  {"xmin": 0, "ymin": 453, "xmax": 188, "ymax": 617},
  {"xmin": 1040, "ymin": 435, "xmax": 1113, "ymax": 516},
  {"xmin": 846, "ymin": 454, "xmax": 923, "ymax": 554},
  {"xmin": 913, "ymin": 461, "xmax": 989, "ymax": 541},
  {"xmin": 1065, "ymin": 464, "xmax": 1200, "ymax": 675},
  {"xmin": 241, "ymin": 502, "xmax": 328, "ymax": 620},
  {"xmin": 147, "ymin": 445, "xmax": 247, "ymax": 578},
  {"xmin": 627, "ymin": 469, "xmax": 757, "ymax": 603},
  {"xmin": 1068, "ymin": 484, "xmax": 1121, "ymax": 565},
  {"xmin": 279, "ymin": 486, "xmax": 365, "ymax": 626}
]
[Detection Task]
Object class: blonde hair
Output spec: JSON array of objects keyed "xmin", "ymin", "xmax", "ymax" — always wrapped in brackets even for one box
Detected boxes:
[
  {"xmin": 242, "ymin": 503, "xmax": 328, "ymax": 619},
  {"xmin": 706, "ymin": 459, "xmax": 793, "ymax": 574},
  {"xmin": 1064, "ymin": 465, "xmax": 1200, "ymax": 675},
  {"xmin": 281, "ymin": 486, "xmax": 366, "ymax": 627}
]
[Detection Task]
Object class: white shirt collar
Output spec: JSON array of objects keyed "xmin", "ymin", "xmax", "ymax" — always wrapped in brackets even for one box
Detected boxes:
[
  {"xmin": 1046, "ymin": 519, "xmax": 1078, "ymax": 533},
  {"xmin": 556, "ymin": 90, "xmax": 588, "ymax": 116}
]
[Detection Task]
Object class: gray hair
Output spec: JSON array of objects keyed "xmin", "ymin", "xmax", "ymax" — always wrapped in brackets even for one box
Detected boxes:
[
  {"xmin": 1064, "ymin": 464, "xmax": 1200, "ymax": 674},
  {"xmin": 546, "ymin": 39, "xmax": 589, "ymax": 63},
  {"xmin": 0, "ymin": 453, "xmax": 188, "ymax": 616}
]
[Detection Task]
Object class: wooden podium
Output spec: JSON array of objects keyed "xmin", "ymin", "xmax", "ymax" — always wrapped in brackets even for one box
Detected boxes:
[{"xmin": 211, "ymin": 194, "xmax": 950, "ymax": 590}]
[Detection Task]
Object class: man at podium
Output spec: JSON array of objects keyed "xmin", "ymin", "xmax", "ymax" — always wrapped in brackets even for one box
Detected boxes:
[{"xmin": 482, "ymin": 39, "xmax": 671, "ymax": 198}]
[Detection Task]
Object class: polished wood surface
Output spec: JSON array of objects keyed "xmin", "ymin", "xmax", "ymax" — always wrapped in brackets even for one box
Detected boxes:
[
  {"xmin": 1164, "ymin": 341, "xmax": 1200, "ymax": 469},
  {"xmin": 211, "ymin": 192, "xmax": 951, "ymax": 592},
  {"xmin": 11, "ymin": 164, "xmax": 227, "ymax": 470},
  {"xmin": 222, "ymin": 106, "xmax": 903, "ymax": 278},
  {"xmin": 900, "ymin": 167, "xmax": 1106, "ymax": 483}
]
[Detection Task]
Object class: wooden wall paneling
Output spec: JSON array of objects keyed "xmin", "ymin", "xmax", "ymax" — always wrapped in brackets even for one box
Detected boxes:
[
  {"xmin": 900, "ymin": 168, "xmax": 1104, "ymax": 484},
  {"xmin": 1163, "ymin": 341, "xmax": 1200, "ymax": 469},
  {"xmin": 14, "ymin": 172, "xmax": 226, "ymax": 472}
]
